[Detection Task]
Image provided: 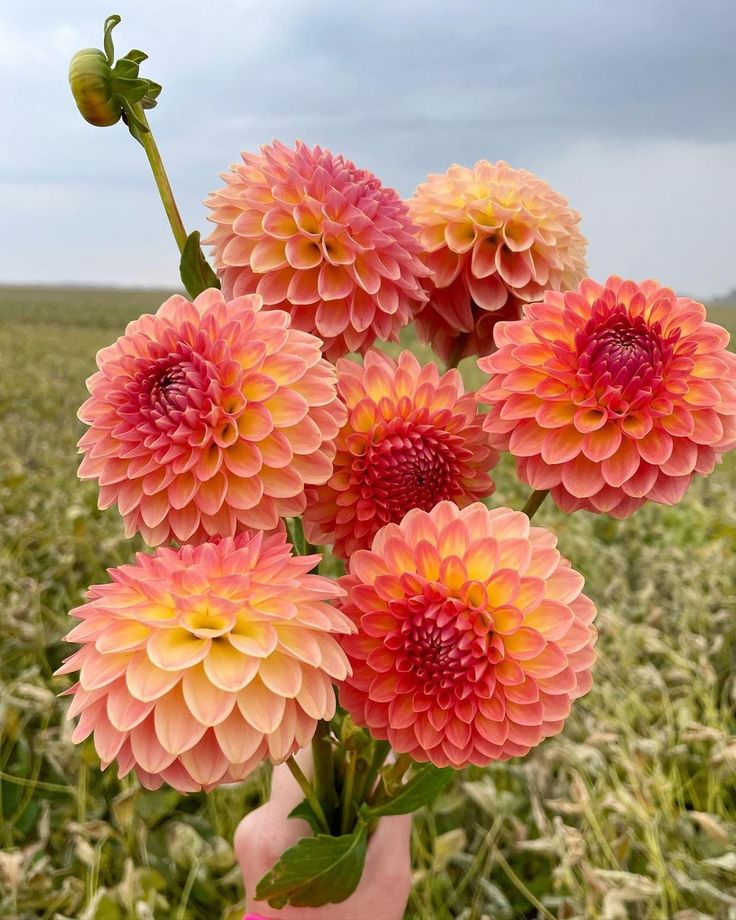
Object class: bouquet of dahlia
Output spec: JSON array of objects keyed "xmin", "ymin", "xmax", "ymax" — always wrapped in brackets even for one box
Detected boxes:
[{"xmin": 58, "ymin": 15, "xmax": 736, "ymax": 918}]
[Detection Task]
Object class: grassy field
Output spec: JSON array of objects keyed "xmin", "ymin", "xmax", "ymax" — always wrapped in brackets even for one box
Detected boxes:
[{"xmin": 1, "ymin": 285, "xmax": 735, "ymax": 920}]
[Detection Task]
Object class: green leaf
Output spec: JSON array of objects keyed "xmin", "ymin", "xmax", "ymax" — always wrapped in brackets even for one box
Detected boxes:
[
  {"xmin": 112, "ymin": 58, "xmax": 142, "ymax": 81},
  {"xmin": 255, "ymin": 822, "xmax": 368, "ymax": 909},
  {"xmin": 288, "ymin": 798, "xmax": 325, "ymax": 836},
  {"xmin": 111, "ymin": 77, "xmax": 152, "ymax": 106},
  {"xmin": 119, "ymin": 99, "xmax": 150, "ymax": 145},
  {"xmin": 179, "ymin": 231, "xmax": 221, "ymax": 299},
  {"xmin": 142, "ymin": 81, "xmax": 162, "ymax": 109},
  {"xmin": 364, "ymin": 764, "xmax": 453, "ymax": 817},
  {"xmin": 102, "ymin": 14, "xmax": 122, "ymax": 65},
  {"xmin": 123, "ymin": 48, "xmax": 148, "ymax": 65}
]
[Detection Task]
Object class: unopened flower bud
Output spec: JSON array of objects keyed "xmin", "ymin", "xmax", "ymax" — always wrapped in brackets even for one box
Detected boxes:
[
  {"xmin": 68, "ymin": 15, "xmax": 161, "ymax": 137},
  {"xmin": 69, "ymin": 45, "xmax": 121, "ymax": 126}
]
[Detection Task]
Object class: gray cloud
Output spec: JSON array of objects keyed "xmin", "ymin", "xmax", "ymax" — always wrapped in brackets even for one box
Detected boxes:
[{"xmin": 1, "ymin": 0, "xmax": 734, "ymax": 296}]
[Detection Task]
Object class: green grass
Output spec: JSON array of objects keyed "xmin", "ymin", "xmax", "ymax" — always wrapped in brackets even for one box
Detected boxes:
[{"xmin": 0, "ymin": 285, "xmax": 735, "ymax": 920}]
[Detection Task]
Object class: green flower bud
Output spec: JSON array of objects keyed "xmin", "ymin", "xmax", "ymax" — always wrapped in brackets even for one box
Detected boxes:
[
  {"xmin": 69, "ymin": 46, "xmax": 121, "ymax": 126},
  {"xmin": 68, "ymin": 15, "xmax": 162, "ymax": 137},
  {"xmin": 340, "ymin": 714, "xmax": 372, "ymax": 753}
]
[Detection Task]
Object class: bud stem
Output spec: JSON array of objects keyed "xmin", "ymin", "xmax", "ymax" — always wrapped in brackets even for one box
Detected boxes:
[
  {"xmin": 132, "ymin": 104, "xmax": 188, "ymax": 254},
  {"xmin": 521, "ymin": 488, "xmax": 549, "ymax": 520}
]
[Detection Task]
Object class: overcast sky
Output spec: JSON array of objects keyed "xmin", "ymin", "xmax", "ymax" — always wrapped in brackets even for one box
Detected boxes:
[{"xmin": 1, "ymin": 0, "xmax": 734, "ymax": 298}]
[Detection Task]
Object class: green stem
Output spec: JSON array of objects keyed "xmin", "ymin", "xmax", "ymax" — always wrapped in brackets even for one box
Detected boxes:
[
  {"xmin": 521, "ymin": 488, "xmax": 549, "ymax": 521},
  {"xmin": 285, "ymin": 756, "xmax": 330, "ymax": 835},
  {"xmin": 361, "ymin": 739, "xmax": 391, "ymax": 803},
  {"xmin": 349, "ymin": 755, "xmax": 370, "ymax": 816},
  {"xmin": 311, "ymin": 720, "xmax": 337, "ymax": 824},
  {"xmin": 369, "ymin": 751, "xmax": 413, "ymax": 807},
  {"xmin": 286, "ymin": 517, "xmax": 318, "ymax": 562},
  {"xmin": 364, "ymin": 751, "xmax": 414, "ymax": 834},
  {"xmin": 340, "ymin": 752, "xmax": 357, "ymax": 835},
  {"xmin": 133, "ymin": 105, "xmax": 188, "ymax": 254}
]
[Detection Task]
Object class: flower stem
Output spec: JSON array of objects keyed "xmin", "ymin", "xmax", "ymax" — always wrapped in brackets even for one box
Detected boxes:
[
  {"xmin": 339, "ymin": 751, "xmax": 357, "ymax": 835},
  {"xmin": 359, "ymin": 739, "xmax": 391, "ymax": 804},
  {"xmin": 446, "ymin": 335, "xmax": 467, "ymax": 371},
  {"xmin": 132, "ymin": 105, "xmax": 188, "ymax": 254},
  {"xmin": 521, "ymin": 488, "xmax": 549, "ymax": 521},
  {"xmin": 349, "ymin": 755, "xmax": 369, "ymax": 815},
  {"xmin": 285, "ymin": 755, "xmax": 331, "ymax": 835},
  {"xmin": 311, "ymin": 720, "xmax": 337, "ymax": 825}
]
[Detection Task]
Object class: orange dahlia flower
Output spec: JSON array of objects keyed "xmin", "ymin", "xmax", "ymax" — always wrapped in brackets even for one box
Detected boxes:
[
  {"xmin": 205, "ymin": 140, "xmax": 429, "ymax": 360},
  {"xmin": 303, "ymin": 350, "xmax": 498, "ymax": 560},
  {"xmin": 478, "ymin": 276, "xmax": 736, "ymax": 517},
  {"xmin": 408, "ymin": 161, "xmax": 587, "ymax": 363},
  {"xmin": 77, "ymin": 288, "xmax": 346, "ymax": 545},
  {"xmin": 338, "ymin": 502, "xmax": 596, "ymax": 768},
  {"xmin": 56, "ymin": 531, "xmax": 353, "ymax": 792}
]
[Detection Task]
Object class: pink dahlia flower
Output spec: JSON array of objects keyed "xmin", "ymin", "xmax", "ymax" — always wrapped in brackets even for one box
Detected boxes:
[
  {"xmin": 478, "ymin": 276, "xmax": 736, "ymax": 517},
  {"xmin": 408, "ymin": 161, "xmax": 587, "ymax": 363},
  {"xmin": 338, "ymin": 501, "xmax": 596, "ymax": 768},
  {"xmin": 55, "ymin": 531, "xmax": 354, "ymax": 792},
  {"xmin": 303, "ymin": 350, "xmax": 498, "ymax": 560},
  {"xmin": 77, "ymin": 288, "xmax": 346, "ymax": 545},
  {"xmin": 205, "ymin": 140, "xmax": 429, "ymax": 360}
]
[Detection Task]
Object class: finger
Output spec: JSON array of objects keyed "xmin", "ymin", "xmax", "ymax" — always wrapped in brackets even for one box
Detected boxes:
[
  {"xmin": 367, "ymin": 812, "xmax": 412, "ymax": 859},
  {"xmin": 362, "ymin": 814, "xmax": 413, "ymax": 919}
]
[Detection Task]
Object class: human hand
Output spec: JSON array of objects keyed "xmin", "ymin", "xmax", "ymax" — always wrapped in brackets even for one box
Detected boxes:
[{"xmin": 235, "ymin": 753, "xmax": 412, "ymax": 920}]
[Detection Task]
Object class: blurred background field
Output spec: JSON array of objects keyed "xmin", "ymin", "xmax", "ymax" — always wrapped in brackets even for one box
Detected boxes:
[{"xmin": 1, "ymin": 285, "xmax": 735, "ymax": 920}]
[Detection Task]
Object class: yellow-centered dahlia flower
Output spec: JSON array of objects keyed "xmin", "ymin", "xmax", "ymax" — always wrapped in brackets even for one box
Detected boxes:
[
  {"xmin": 56, "ymin": 531, "xmax": 354, "ymax": 792},
  {"xmin": 408, "ymin": 161, "xmax": 587, "ymax": 363}
]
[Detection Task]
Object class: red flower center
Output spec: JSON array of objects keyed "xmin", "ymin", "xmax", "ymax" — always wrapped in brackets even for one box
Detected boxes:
[
  {"xmin": 383, "ymin": 580, "xmax": 501, "ymax": 704},
  {"xmin": 359, "ymin": 421, "xmax": 465, "ymax": 523},
  {"xmin": 149, "ymin": 361, "xmax": 191, "ymax": 409},
  {"xmin": 132, "ymin": 347, "xmax": 224, "ymax": 443},
  {"xmin": 575, "ymin": 305, "xmax": 678, "ymax": 412}
]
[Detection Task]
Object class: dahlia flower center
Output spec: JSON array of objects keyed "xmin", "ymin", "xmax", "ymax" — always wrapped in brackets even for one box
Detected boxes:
[
  {"xmin": 131, "ymin": 346, "xmax": 234, "ymax": 448},
  {"xmin": 362, "ymin": 423, "xmax": 462, "ymax": 521},
  {"xmin": 148, "ymin": 360, "xmax": 192, "ymax": 407},
  {"xmin": 389, "ymin": 593, "xmax": 491, "ymax": 699},
  {"xmin": 577, "ymin": 307, "xmax": 675, "ymax": 408},
  {"xmin": 139, "ymin": 353, "xmax": 210, "ymax": 420},
  {"xmin": 180, "ymin": 605, "xmax": 234, "ymax": 638}
]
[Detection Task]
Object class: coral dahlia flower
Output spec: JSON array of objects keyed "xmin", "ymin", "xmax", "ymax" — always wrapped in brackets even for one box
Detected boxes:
[
  {"xmin": 205, "ymin": 140, "xmax": 429, "ymax": 360},
  {"xmin": 408, "ymin": 161, "xmax": 587, "ymax": 363},
  {"xmin": 77, "ymin": 288, "xmax": 346, "ymax": 545},
  {"xmin": 478, "ymin": 276, "xmax": 736, "ymax": 517},
  {"xmin": 56, "ymin": 531, "xmax": 353, "ymax": 792},
  {"xmin": 303, "ymin": 350, "xmax": 498, "ymax": 559},
  {"xmin": 338, "ymin": 502, "xmax": 596, "ymax": 768}
]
